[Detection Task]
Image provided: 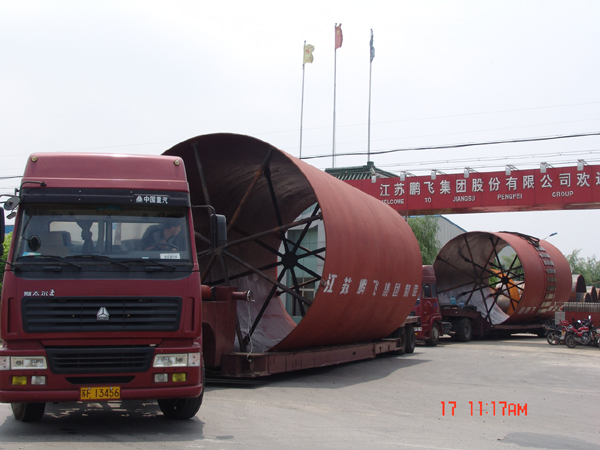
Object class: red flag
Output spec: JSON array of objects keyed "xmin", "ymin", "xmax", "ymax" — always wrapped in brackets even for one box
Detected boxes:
[{"xmin": 335, "ymin": 23, "xmax": 343, "ymax": 49}]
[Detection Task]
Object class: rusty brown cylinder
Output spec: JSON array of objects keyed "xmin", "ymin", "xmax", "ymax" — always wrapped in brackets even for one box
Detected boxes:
[
  {"xmin": 165, "ymin": 133, "xmax": 423, "ymax": 352},
  {"xmin": 587, "ymin": 286, "xmax": 598, "ymax": 303},
  {"xmin": 569, "ymin": 275, "xmax": 586, "ymax": 302},
  {"xmin": 434, "ymin": 231, "xmax": 572, "ymax": 325}
]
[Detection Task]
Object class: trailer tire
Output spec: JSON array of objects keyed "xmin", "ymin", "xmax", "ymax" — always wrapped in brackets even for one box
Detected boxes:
[
  {"xmin": 393, "ymin": 327, "xmax": 407, "ymax": 355},
  {"xmin": 11, "ymin": 402, "xmax": 46, "ymax": 422},
  {"xmin": 405, "ymin": 325, "xmax": 416, "ymax": 354},
  {"xmin": 425, "ymin": 324, "xmax": 440, "ymax": 347},
  {"xmin": 456, "ymin": 318, "xmax": 472, "ymax": 342}
]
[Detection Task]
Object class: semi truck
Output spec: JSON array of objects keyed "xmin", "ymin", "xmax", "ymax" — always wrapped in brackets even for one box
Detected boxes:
[
  {"xmin": 0, "ymin": 133, "xmax": 424, "ymax": 421},
  {"xmin": 411, "ymin": 265, "xmax": 450, "ymax": 346},
  {"xmin": 0, "ymin": 153, "xmax": 210, "ymax": 421}
]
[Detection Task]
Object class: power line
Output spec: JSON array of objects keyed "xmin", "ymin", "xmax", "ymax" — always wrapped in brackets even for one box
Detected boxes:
[
  {"xmin": 300, "ymin": 131, "xmax": 600, "ymax": 161},
  {"xmin": 377, "ymin": 149, "xmax": 600, "ymax": 169}
]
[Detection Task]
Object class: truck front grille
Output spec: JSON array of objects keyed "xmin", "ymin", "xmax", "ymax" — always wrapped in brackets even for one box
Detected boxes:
[
  {"xmin": 46, "ymin": 347, "xmax": 155, "ymax": 374},
  {"xmin": 21, "ymin": 296, "xmax": 182, "ymax": 333}
]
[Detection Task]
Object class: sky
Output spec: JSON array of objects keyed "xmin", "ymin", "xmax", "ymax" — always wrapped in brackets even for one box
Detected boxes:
[{"xmin": 1, "ymin": 0, "xmax": 600, "ymax": 259}]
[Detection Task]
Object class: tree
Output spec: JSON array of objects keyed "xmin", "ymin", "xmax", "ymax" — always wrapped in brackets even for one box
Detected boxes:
[
  {"xmin": 408, "ymin": 216, "xmax": 440, "ymax": 265},
  {"xmin": 566, "ymin": 249, "xmax": 600, "ymax": 288}
]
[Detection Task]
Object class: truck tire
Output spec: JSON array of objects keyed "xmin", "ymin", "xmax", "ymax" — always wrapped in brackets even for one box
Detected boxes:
[
  {"xmin": 159, "ymin": 358, "xmax": 205, "ymax": 419},
  {"xmin": 456, "ymin": 318, "xmax": 472, "ymax": 342},
  {"xmin": 158, "ymin": 394, "xmax": 203, "ymax": 419},
  {"xmin": 405, "ymin": 325, "xmax": 416, "ymax": 354},
  {"xmin": 425, "ymin": 324, "xmax": 440, "ymax": 347},
  {"xmin": 11, "ymin": 402, "xmax": 46, "ymax": 422}
]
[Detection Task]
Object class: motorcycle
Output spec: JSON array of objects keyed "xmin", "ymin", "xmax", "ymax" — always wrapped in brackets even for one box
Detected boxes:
[
  {"xmin": 544, "ymin": 320, "xmax": 570, "ymax": 345},
  {"xmin": 564, "ymin": 318, "xmax": 593, "ymax": 348}
]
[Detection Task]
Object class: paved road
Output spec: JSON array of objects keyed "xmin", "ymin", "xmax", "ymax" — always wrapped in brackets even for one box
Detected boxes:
[{"xmin": 0, "ymin": 336, "xmax": 598, "ymax": 450}]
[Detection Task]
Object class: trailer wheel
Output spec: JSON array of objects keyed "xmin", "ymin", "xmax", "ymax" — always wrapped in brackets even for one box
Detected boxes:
[
  {"xmin": 425, "ymin": 324, "xmax": 440, "ymax": 347},
  {"xmin": 405, "ymin": 325, "xmax": 416, "ymax": 354},
  {"xmin": 393, "ymin": 327, "xmax": 407, "ymax": 355},
  {"xmin": 11, "ymin": 402, "xmax": 46, "ymax": 422},
  {"xmin": 456, "ymin": 318, "xmax": 472, "ymax": 342}
]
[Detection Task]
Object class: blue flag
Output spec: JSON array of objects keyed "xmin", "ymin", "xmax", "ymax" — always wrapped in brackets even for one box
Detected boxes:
[{"xmin": 370, "ymin": 29, "xmax": 375, "ymax": 62}]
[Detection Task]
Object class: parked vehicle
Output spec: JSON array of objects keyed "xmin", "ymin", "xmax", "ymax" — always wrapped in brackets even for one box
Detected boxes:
[
  {"xmin": 543, "ymin": 320, "xmax": 569, "ymax": 345},
  {"xmin": 411, "ymin": 266, "xmax": 451, "ymax": 346},
  {"xmin": 563, "ymin": 318, "xmax": 600, "ymax": 348},
  {"xmin": 0, "ymin": 153, "xmax": 208, "ymax": 421},
  {"xmin": 433, "ymin": 231, "xmax": 572, "ymax": 342},
  {"xmin": 0, "ymin": 134, "xmax": 425, "ymax": 421},
  {"xmin": 556, "ymin": 304, "xmax": 600, "ymax": 349}
]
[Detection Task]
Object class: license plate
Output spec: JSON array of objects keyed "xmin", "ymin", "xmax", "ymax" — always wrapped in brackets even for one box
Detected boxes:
[{"xmin": 80, "ymin": 386, "xmax": 121, "ymax": 400}]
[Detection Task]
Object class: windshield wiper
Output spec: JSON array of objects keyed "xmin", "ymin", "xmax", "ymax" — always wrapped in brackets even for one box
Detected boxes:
[
  {"xmin": 19, "ymin": 254, "xmax": 82, "ymax": 269},
  {"xmin": 68, "ymin": 254, "xmax": 131, "ymax": 269}
]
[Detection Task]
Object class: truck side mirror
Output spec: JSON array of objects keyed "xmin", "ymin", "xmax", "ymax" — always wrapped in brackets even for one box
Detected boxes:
[
  {"xmin": 4, "ymin": 196, "xmax": 19, "ymax": 211},
  {"xmin": 210, "ymin": 214, "xmax": 227, "ymax": 250}
]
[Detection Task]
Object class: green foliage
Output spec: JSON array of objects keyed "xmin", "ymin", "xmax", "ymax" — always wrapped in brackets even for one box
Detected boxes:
[
  {"xmin": 566, "ymin": 249, "xmax": 600, "ymax": 288},
  {"xmin": 408, "ymin": 216, "xmax": 440, "ymax": 265},
  {"xmin": 1, "ymin": 232, "xmax": 12, "ymax": 293}
]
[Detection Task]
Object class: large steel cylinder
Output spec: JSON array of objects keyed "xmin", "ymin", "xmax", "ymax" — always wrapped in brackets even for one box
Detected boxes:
[
  {"xmin": 434, "ymin": 231, "xmax": 571, "ymax": 325},
  {"xmin": 569, "ymin": 275, "xmax": 586, "ymax": 302},
  {"xmin": 164, "ymin": 133, "xmax": 422, "ymax": 352}
]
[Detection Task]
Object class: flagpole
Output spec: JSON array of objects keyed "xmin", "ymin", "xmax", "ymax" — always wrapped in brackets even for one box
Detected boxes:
[
  {"xmin": 368, "ymin": 29, "xmax": 373, "ymax": 163},
  {"xmin": 332, "ymin": 23, "xmax": 342, "ymax": 168},
  {"xmin": 300, "ymin": 41, "xmax": 306, "ymax": 159},
  {"xmin": 333, "ymin": 48, "xmax": 337, "ymax": 168},
  {"xmin": 368, "ymin": 56, "xmax": 372, "ymax": 163}
]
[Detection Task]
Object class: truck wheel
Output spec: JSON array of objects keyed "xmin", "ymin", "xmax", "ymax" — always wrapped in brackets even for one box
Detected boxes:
[
  {"xmin": 11, "ymin": 402, "xmax": 46, "ymax": 422},
  {"xmin": 425, "ymin": 324, "xmax": 440, "ymax": 347},
  {"xmin": 405, "ymin": 325, "xmax": 416, "ymax": 354},
  {"xmin": 456, "ymin": 318, "xmax": 472, "ymax": 342},
  {"xmin": 158, "ymin": 394, "xmax": 203, "ymax": 420}
]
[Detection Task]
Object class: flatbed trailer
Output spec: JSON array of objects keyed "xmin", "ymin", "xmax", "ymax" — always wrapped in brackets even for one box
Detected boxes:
[
  {"xmin": 440, "ymin": 305, "xmax": 548, "ymax": 341},
  {"xmin": 217, "ymin": 324, "xmax": 418, "ymax": 378},
  {"xmin": 203, "ymin": 286, "xmax": 421, "ymax": 377}
]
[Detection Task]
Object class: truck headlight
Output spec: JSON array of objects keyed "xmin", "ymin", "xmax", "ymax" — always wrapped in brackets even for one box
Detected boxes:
[
  {"xmin": 11, "ymin": 356, "xmax": 47, "ymax": 370},
  {"xmin": 153, "ymin": 353, "xmax": 200, "ymax": 368},
  {"xmin": 0, "ymin": 356, "xmax": 9, "ymax": 371}
]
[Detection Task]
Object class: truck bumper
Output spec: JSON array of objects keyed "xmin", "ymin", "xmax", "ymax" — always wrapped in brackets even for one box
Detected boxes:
[{"xmin": 0, "ymin": 384, "xmax": 203, "ymax": 404}]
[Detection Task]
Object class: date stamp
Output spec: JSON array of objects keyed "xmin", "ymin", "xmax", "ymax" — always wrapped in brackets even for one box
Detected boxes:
[{"xmin": 441, "ymin": 401, "xmax": 527, "ymax": 416}]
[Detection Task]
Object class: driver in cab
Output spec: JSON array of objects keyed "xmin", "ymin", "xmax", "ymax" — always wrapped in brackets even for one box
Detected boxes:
[{"xmin": 141, "ymin": 219, "xmax": 182, "ymax": 251}]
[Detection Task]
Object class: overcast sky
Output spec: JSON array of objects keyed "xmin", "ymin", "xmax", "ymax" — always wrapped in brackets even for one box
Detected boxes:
[{"xmin": 2, "ymin": 1, "xmax": 600, "ymax": 259}]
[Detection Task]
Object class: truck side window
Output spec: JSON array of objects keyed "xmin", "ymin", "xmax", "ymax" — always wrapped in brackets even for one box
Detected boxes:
[{"xmin": 423, "ymin": 284, "xmax": 432, "ymax": 298}]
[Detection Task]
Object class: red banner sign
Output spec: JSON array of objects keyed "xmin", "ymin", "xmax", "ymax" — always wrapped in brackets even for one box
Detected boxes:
[{"xmin": 344, "ymin": 165, "xmax": 600, "ymax": 215}]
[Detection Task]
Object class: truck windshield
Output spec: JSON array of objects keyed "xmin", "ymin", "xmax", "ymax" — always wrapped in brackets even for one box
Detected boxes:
[{"xmin": 13, "ymin": 203, "xmax": 192, "ymax": 263}]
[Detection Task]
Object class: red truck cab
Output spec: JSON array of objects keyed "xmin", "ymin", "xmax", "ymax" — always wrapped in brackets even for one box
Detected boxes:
[
  {"xmin": 411, "ymin": 265, "xmax": 448, "ymax": 346},
  {"xmin": 0, "ymin": 153, "xmax": 206, "ymax": 421}
]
